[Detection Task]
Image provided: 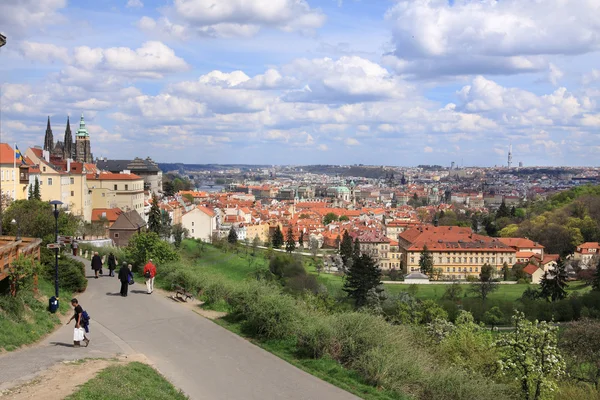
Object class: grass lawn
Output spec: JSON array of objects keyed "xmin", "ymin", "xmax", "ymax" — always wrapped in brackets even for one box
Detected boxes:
[
  {"xmin": 216, "ymin": 317, "xmax": 407, "ymax": 400},
  {"xmin": 66, "ymin": 362, "xmax": 187, "ymax": 400},
  {"xmin": 180, "ymin": 240, "xmax": 269, "ymax": 282},
  {"xmin": 0, "ymin": 278, "xmax": 73, "ymax": 352}
]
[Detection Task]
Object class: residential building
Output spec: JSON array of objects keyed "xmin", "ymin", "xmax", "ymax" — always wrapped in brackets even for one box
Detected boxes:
[
  {"xmin": 573, "ymin": 242, "xmax": 600, "ymax": 268},
  {"xmin": 181, "ymin": 206, "xmax": 217, "ymax": 242},
  {"xmin": 91, "ymin": 208, "xmax": 123, "ymax": 237},
  {"xmin": 523, "ymin": 264, "xmax": 544, "ymax": 284},
  {"xmin": 351, "ymin": 231, "xmax": 393, "ymax": 269},
  {"xmin": 109, "ymin": 209, "xmax": 146, "ymax": 247},
  {"xmin": 398, "ymin": 226, "xmax": 517, "ymax": 279},
  {"xmin": 246, "ymin": 222, "xmax": 270, "ymax": 244},
  {"xmin": 0, "ymin": 143, "xmax": 29, "ymax": 201},
  {"xmin": 87, "ymin": 172, "xmax": 144, "ymax": 213},
  {"xmin": 497, "ymin": 238, "xmax": 545, "ymax": 257},
  {"xmin": 96, "ymin": 157, "xmax": 163, "ymax": 195}
]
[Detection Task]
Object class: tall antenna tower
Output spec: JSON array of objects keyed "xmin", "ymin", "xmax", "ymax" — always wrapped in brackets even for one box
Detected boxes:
[{"xmin": 507, "ymin": 144, "xmax": 513, "ymax": 169}]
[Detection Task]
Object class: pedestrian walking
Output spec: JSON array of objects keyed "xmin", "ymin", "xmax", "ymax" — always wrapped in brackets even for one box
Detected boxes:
[
  {"xmin": 67, "ymin": 298, "xmax": 90, "ymax": 347},
  {"xmin": 107, "ymin": 252, "xmax": 117, "ymax": 277},
  {"xmin": 118, "ymin": 262, "xmax": 130, "ymax": 297},
  {"xmin": 72, "ymin": 240, "xmax": 79, "ymax": 256},
  {"xmin": 143, "ymin": 259, "xmax": 157, "ymax": 294},
  {"xmin": 91, "ymin": 252, "xmax": 103, "ymax": 279}
]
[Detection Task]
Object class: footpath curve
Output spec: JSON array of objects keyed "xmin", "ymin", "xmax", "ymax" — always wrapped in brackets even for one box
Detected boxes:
[{"xmin": 0, "ymin": 257, "xmax": 358, "ymax": 400}]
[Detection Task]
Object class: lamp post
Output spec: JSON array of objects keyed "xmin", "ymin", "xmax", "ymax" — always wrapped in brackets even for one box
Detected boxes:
[
  {"xmin": 49, "ymin": 200, "xmax": 63, "ymax": 303},
  {"xmin": 11, "ymin": 218, "xmax": 21, "ymax": 241}
]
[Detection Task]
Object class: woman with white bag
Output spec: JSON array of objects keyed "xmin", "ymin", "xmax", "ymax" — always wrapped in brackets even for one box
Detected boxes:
[{"xmin": 67, "ymin": 298, "xmax": 90, "ymax": 347}]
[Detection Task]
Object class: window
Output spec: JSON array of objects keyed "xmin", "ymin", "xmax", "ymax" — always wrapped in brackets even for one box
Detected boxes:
[
  {"xmin": 71, "ymin": 191, "xmax": 74, "ymax": 196},
  {"xmin": 114, "ymin": 184, "xmax": 118, "ymax": 190},
  {"xmin": 114, "ymin": 233, "xmax": 119, "ymax": 238},
  {"xmin": 48, "ymin": 178, "xmax": 53, "ymax": 186},
  {"xmin": 43, "ymin": 166, "xmax": 46, "ymax": 172},
  {"xmin": 125, "ymin": 184, "xmax": 128, "ymax": 190},
  {"xmin": 192, "ymin": 222, "xmax": 195, "ymax": 226},
  {"xmin": 70, "ymin": 177, "xmax": 74, "ymax": 184},
  {"xmin": 102, "ymin": 193, "xmax": 105, "ymax": 197},
  {"xmin": 191, "ymin": 229, "xmax": 194, "ymax": 234}
]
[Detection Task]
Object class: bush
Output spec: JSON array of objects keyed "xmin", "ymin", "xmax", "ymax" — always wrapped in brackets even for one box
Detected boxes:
[{"xmin": 41, "ymin": 249, "xmax": 87, "ymax": 293}]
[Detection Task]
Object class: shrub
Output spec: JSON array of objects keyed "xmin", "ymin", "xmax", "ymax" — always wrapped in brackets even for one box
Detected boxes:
[
  {"xmin": 41, "ymin": 250, "xmax": 87, "ymax": 293},
  {"xmin": 238, "ymin": 290, "xmax": 304, "ymax": 340}
]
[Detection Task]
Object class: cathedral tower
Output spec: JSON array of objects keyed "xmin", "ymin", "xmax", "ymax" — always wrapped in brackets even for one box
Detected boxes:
[
  {"xmin": 43, "ymin": 116, "xmax": 54, "ymax": 152},
  {"xmin": 63, "ymin": 116, "xmax": 73, "ymax": 160},
  {"xmin": 75, "ymin": 114, "xmax": 93, "ymax": 163}
]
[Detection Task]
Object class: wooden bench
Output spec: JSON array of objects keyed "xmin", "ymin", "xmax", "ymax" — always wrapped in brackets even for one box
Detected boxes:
[{"xmin": 173, "ymin": 284, "xmax": 194, "ymax": 302}]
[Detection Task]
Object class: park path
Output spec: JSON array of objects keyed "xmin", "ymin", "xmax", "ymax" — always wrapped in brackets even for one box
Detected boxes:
[{"xmin": 0, "ymin": 257, "xmax": 358, "ymax": 400}]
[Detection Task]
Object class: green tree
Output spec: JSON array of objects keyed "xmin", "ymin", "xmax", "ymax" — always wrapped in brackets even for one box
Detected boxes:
[
  {"xmin": 33, "ymin": 177, "xmax": 41, "ymax": 200},
  {"xmin": 480, "ymin": 263, "xmax": 494, "ymax": 282},
  {"xmin": 125, "ymin": 232, "xmax": 179, "ymax": 271},
  {"xmin": 338, "ymin": 215, "xmax": 349, "ymax": 222},
  {"xmin": 352, "ymin": 237, "xmax": 361, "ymax": 261},
  {"xmin": 252, "ymin": 235, "xmax": 260, "ymax": 256},
  {"xmin": 323, "ymin": 212, "xmax": 338, "ymax": 225},
  {"xmin": 6, "ymin": 255, "xmax": 40, "ymax": 296},
  {"xmin": 441, "ymin": 283, "xmax": 463, "ymax": 301},
  {"xmin": 339, "ymin": 230, "xmax": 353, "ymax": 267},
  {"xmin": 418, "ymin": 244, "xmax": 434, "ymax": 276},
  {"xmin": 272, "ymin": 226, "xmax": 284, "ymax": 249},
  {"xmin": 162, "ymin": 181, "xmax": 175, "ymax": 197},
  {"xmin": 343, "ymin": 253, "xmax": 382, "ymax": 307},
  {"xmin": 539, "ymin": 258, "xmax": 568, "ymax": 302},
  {"xmin": 227, "ymin": 226, "xmax": 238, "ymax": 245},
  {"xmin": 159, "ymin": 210, "xmax": 172, "ymax": 239},
  {"xmin": 559, "ymin": 318, "xmax": 600, "ymax": 389},
  {"xmin": 2, "ymin": 199, "xmax": 80, "ymax": 243},
  {"xmin": 298, "ymin": 231, "xmax": 304, "ymax": 248},
  {"xmin": 147, "ymin": 193, "xmax": 162, "ymax": 235},
  {"xmin": 593, "ymin": 258, "xmax": 600, "ymax": 291},
  {"xmin": 496, "ymin": 199, "xmax": 509, "ymax": 219},
  {"xmin": 502, "ymin": 261, "xmax": 510, "ymax": 281},
  {"xmin": 27, "ymin": 183, "xmax": 34, "ymax": 200},
  {"xmin": 483, "ymin": 306, "xmax": 504, "ymax": 328},
  {"xmin": 497, "ymin": 311, "xmax": 565, "ymax": 400},
  {"xmin": 285, "ymin": 226, "xmax": 296, "ymax": 253},
  {"xmin": 172, "ymin": 223, "xmax": 188, "ymax": 248}
]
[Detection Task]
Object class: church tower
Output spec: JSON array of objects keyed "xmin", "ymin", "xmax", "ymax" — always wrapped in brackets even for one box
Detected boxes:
[
  {"xmin": 75, "ymin": 114, "xmax": 93, "ymax": 163},
  {"xmin": 43, "ymin": 116, "xmax": 54, "ymax": 152},
  {"xmin": 63, "ymin": 116, "xmax": 73, "ymax": 160}
]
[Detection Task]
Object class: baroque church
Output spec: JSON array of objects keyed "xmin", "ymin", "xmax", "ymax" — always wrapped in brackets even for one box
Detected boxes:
[{"xmin": 43, "ymin": 114, "xmax": 93, "ymax": 163}]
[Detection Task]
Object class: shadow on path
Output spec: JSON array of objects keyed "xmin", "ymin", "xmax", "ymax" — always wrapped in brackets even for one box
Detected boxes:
[
  {"xmin": 105, "ymin": 292, "xmax": 122, "ymax": 296},
  {"xmin": 130, "ymin": 290, "xmax": 149, "ymax": 295},
  {"xmin": 49, "ymin": 342, "xmax": 74, "ymax": 348}
]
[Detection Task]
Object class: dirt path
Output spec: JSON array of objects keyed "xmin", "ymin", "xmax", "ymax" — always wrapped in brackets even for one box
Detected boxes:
[{"xmin": 0, "ymin": 354, "xmax": 149, "ymax": 400}]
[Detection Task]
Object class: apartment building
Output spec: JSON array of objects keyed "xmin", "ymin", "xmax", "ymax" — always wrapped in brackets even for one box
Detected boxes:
[
  {"xmin": 181, "ymin": 205, "xmax": 217, "ymax": 242},
  {"xmin": 87, "ymin": 172, "xmax": 144, "ymax": 213},
  {"xmin": 573, "ymin": 242, "xmax": 600, "ymax": 267},
  {"xmin": 0, "ymin": 143, "xmax": 29, "ymax": 201},
  {"xmin": 398, "ymin": 226, "xmax": 517, "ymax": 280}
]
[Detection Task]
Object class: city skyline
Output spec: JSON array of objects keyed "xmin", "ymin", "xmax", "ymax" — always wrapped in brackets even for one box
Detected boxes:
[{"xmin": 1, "ymin": 0, "xmax": 600, "ymax": 166}]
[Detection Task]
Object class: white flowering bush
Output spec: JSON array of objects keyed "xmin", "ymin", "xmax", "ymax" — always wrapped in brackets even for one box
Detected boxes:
[{"xmin": 496, "ymin": 311, "xmax": 565, "ymax": 400}]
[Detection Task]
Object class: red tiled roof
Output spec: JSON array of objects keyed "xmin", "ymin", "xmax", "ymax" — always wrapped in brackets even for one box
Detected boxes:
[
  {"xmin": 197, "ymin": 205, "xmax": 215, "ymax": 217},
  {"xmin": 523, "ymin": 264, "xmax": 541, "ymax": 275},
  {"xmin": 0, "ymin": 143, "xmax": 15, "ymax": 164},
  {"xmin": 399, "ymin": 226, "xmax": 516, "ymax": 252},
  {"xmin": 92, "ymin": 208, "xmax": 123, "ymax": 222},
  {"xmin": 497, "ymin": 237, "xmax": 544, "ymax": 249}
]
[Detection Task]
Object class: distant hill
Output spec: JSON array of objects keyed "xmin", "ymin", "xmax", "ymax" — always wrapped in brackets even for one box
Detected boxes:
[{"xmin": 158, "ymin": 163, "xmax": 271, "ymax": 173}]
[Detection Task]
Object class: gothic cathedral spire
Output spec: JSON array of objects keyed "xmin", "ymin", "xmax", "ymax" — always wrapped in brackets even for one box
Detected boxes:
[
  {"xmin": 43, "ymin": 116, "xmax": 54, "ymax": 152},
  {"xmin": 63, "ymin": 116, "xmax": 73, "ymax": 160}
]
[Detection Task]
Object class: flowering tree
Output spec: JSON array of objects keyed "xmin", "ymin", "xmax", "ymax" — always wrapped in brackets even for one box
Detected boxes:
[{"xmin": 496, "ymin": 311, "xmax": 565, "ymax": 400}]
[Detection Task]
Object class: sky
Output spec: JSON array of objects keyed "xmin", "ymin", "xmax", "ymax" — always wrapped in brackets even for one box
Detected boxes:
[{"xmin": 1, "ymin": 0, "xmax": 599, "ymax": 167}]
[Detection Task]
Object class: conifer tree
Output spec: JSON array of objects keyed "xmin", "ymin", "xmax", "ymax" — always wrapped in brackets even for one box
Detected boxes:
[
  {"xmin": 343, "ymin": 253, "xmax": 382, "ymax": 307},
  {"xmin": 496, "ymin": 199, "xmax": 509, "ymax": 219},
  {"xmin": 539, "ymin": 258, "xmax": 568, "ymax": 302},
  {"xmin": 33, "ymin": 177, "xmax": 41, "ymax": 200},
  {"xmin": 352, "ymin": 237, "xmax": 361, "ymax": 261},
  {"xmin": 28, "ymin": 183, "xmax": 34, "ymax": 200},
  {"xmin": 285, "ymin": 226, "xmax": 296, "ymax": 253},
  {"xmin": 419, "ymin": 244, "xmax": 434, "ymax": 275},
  {"xmin": 339, "ymin": 230, "xmax": 353, "ymax": 267},
  {"xmin": 298, "ymin": 231, "xmax": 304, "ymax": 248},
  {"xmin": 272, "ymin": 225, "xmax": 284, "ymax": 249},
  {"xmin": 227, "ymin": 226, "xmax": 238, "ymax": 245},
  {"xmin": 147, "ymin": 193, "xmax": 162, "ymax": 235}
]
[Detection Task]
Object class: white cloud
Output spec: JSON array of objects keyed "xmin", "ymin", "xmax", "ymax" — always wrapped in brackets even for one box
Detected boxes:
[
  {"xmin": 548, "ymin": 63, "xmax": 564, "ymax": 86},
  {"xmin": 126, "ymin": 0, "xmax": 143, "ymax": 8},
  {"xmin": 424, "ymin": 146, "xmax": 433, "ymax": 153},
  {"xmin": 140, "ymin": 0, "xmax": 325, "ymax": 39},
  {"xmin": 345, "ymin": 138, "xmax": 360, "ymax": 146},
  {"xmin": 317, "ymin": 144, "xmax": 328, "ymax": 151},
  {"xmin": 385, "ymin": 0, "xmax": 600, "ymax": 78},
  {"xmin": 0, "ymin": 0, "xmax": 66, "ymax": 38},
  {"xmin": 18, "ymin": 41, "xmax": 69, "ymax": 63}
]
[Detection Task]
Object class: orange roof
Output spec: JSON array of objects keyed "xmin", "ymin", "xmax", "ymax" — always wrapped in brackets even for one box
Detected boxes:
[
  {"xmin": 197, "ymin": 205, "xmax": 215, "ymax": 217},
  {"xmin": 399, "ymin": 226, "xmax": 516, "ymax": 253},
  {"xmin": 497, "ymin": 237, "xmax": 544, "ymax": 249},
  {"xmin": 92, "ymin": 208, "xmax": 123, "ymax": 222},
  {"xmin": 516, "ymin": 251, "xmax": 541, "ymax": 259},
  {"xmin": 0, "ymin": 143, "xmax": 15, "ymax": 164},
  {"xmin": 542, "ymin": 254, "xmax": 560, "ymax": 264},
  {"xmin": 523, "ymin": 264, "xmax": 541, "ymax": 275},
  {"xmin": 87, "ymin": 172, "xmax": 142, "ymax": 180}
]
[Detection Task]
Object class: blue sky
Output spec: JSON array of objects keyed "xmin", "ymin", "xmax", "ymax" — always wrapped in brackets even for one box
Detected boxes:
[{"xmin": 1, "ymin": 0, "xmax": 600, "ymax": 166}]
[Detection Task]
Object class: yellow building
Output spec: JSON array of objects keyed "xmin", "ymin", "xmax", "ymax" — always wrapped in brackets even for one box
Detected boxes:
[
  {"xmin": 398, "ymin": 226, "xmax": 516, "ymax": 280},
  {"xmin": 86, "ymin": 172, "xmax": 144, "ymax": 213},
  {"xmin": 246, "ymin": 222, "xmax": 270, "ymax": 244},
  {"xmin": 0, "ymin": 143, "xmax": 30, "ymax": 201}
]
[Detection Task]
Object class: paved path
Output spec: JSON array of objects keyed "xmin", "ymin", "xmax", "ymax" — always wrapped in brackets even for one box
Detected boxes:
[{"xmin": 0, "ymin": 258, "xmax": 358, "ymax": 400}]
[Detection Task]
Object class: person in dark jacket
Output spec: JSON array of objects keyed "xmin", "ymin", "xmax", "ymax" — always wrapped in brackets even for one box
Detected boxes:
[
  {"xmin": 118, "ymin": 262, "xmax": 130, "ymax": 297},
  {"xmin": 107, "ymin": 252, "xmax": 117, "ymax": 277},
  {"xmin": 91, "ymin": 252, "xmax": 103, "ymax": 279}
]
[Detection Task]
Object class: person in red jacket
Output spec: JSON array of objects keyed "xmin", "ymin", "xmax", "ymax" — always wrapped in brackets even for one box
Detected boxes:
[{"xmin": 143, "ymin": 259, "xmax": 157, "ymax": 294}]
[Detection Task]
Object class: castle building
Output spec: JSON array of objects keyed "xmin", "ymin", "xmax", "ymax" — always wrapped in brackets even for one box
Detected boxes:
[{"xmin": 43, "ymin": 114, "xmax": 93, "ymax": 163}]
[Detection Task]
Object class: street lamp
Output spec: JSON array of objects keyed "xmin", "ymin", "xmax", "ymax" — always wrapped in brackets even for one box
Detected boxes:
[
  {"xmin": 11, "ymin": 218, "xmax": 21, "ymax": 241},
  {"xmin": 49, "ymin": 200, "xmax": 63, "ymax": 307}
]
